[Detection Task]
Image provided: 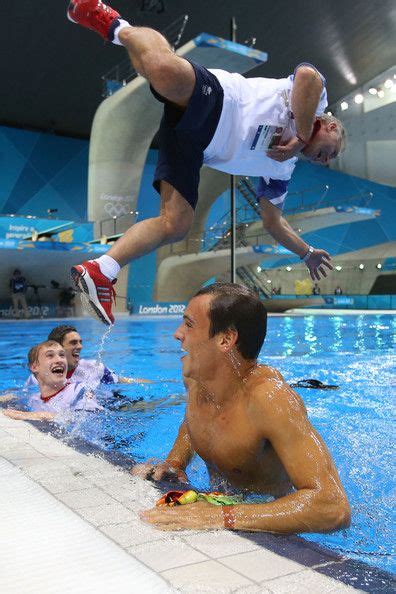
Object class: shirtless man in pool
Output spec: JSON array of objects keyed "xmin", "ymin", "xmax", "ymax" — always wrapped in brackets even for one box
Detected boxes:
[{"xmin": 134, "ymin": 283, "xmax": 351, "ymax": 533}]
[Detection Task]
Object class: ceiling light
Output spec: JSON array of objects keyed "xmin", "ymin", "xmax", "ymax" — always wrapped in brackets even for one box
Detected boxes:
[
  {"xmin": 377, "ymin": 89, "xmax": 385, "ymax": 99},
  {"xmin": 257, "ymin": 266, "xmax": 261, "ymax": 273},
  {"xmin": 286, "ymin": 266, "xmax": 292, "ymax": 272},
  {"xmin": 335, "ymin": 265, "xmax": 342, "ymax": 271},
  {"xmin": 384, "ymin": 79, "xmax": 393, "ymax": 89},
  {"xmin": 359, "ymin": 263, "xmax": 364, "ymax": 270},
  {"xmin": 266, "ymin": 279, "xmax": 272, "ymax": 283},
  {"xmin": 340, "ymin": 101, "xmax": 349, "ymax": 111},
  {"xmin": 376, "ymin": 263, "xmax": 382, "ymax": 269},
  {"xmin": 354, "ymin": 94, "xmax": 364, "ymax": 104},
  {"xmin": 368, "ymin": 87, "xmax": 378, "ymax": 95},
  {"xmin": 327, "ymin": 111, "xmax": 332, "ymax": 116}
]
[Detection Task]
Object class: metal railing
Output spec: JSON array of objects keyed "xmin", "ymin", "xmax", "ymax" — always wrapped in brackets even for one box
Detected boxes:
[{"xmin": 102, "ymin": 15, "xmax": 189, "ymax": 96}]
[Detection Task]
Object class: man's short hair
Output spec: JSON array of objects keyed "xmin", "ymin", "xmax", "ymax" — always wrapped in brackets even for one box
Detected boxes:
[
  {"xmin": 194, "ymin": 282, "xmax": 267, "ymax": 360},
  {"xmin": 28, "ymin": 340, "xmax": 62, "ymax": 370},
  {"xmin": 319, "ymin": 113, "xmax": 346, "ymax": 152},
  {"xmin": 48, "ymin": 325, "xmax": 77, "ymax": 345}
]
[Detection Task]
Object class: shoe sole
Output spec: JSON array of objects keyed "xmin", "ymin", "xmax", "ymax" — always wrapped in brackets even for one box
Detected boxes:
[{"xmin": 71, "ymin": 266, "xmax": 113, "ymax": 326}]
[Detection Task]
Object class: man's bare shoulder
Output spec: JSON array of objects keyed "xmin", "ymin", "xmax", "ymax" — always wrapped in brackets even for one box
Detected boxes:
[{"xmin": 246, "ymin": 364, "xmax": 307, "ymax": 424}]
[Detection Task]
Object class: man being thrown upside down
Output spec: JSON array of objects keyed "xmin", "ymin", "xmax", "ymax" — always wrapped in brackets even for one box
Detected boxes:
[
  {"xmin": 67, "ymin": 1, "xmax": 345, "ymax": 325},
  {"xmin": 132, "ymin": 283, "xmax": 351, "ymax": 533}
]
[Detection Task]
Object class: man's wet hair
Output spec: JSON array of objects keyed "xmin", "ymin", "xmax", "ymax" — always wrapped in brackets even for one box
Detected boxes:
[
  {"xmin": 48, "ymin": 325, "xmax": 78, "ymax": 345},
  {"xmin": 28, "ymin": 340, "xmax": 63, "ymax": 371},
  {"xmin": 195, "ymin": 282, "xmax": 267, "ymax": 360}
]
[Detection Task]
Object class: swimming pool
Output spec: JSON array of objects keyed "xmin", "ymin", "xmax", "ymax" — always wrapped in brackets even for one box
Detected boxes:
[{"xmin": 0, "ymin": 313, "xmax": 395, "ymax": 576}]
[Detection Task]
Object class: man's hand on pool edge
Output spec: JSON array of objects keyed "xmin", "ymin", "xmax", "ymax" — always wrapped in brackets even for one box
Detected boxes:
[
  {"xmin": 131, "ymin": 461, "xmax": 188, "ymax": 483},
  {"xmin": 140, "ymin": 501, "xmax": 224, "ymax": 530}
]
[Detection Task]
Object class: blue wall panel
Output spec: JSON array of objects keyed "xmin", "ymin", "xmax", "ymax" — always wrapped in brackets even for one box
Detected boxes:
[{"xmin": 0, "ymin": 125, "xmax": 89, "ymax": 221}]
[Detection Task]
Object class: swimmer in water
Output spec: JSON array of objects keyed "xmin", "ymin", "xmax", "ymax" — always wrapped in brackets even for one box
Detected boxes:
[
  {"xmin": 3, "ymin": 341, "xmax": 101, "ymax": 422},
  {"xmin": 134, "ymin": 283, "xmax": 351, "ymax": 534},
  {"xmin": 25, "ymin": 325, "xmax": 152, "ymax": 388},
  {"xmin": 67, "ymin": 0, "xmax": 344, "ymax": 325}
]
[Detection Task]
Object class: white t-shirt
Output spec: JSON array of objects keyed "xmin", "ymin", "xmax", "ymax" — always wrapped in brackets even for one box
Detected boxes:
[
  {"xmin": 25, "ymin": 359, "xmax": 118, "ymax": 390},
  {"xmin": 204, "ymin": 64, "xmax": 328, "ymax": 209},
  {"xmin": 28, "ymin": 382, "xmax": 103, "ymax": 414}
]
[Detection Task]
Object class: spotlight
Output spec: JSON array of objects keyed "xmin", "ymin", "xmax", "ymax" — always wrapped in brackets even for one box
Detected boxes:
[
  {"xmin": 257, "ymin": 266, "xmax": 261, "ymax": 273},
  {"xmin": 340, "ymin": 101, "xmax": 349, "ymax": 111},
  {"xmin": 327, "ymin": 111, "xmax": 332, "ymax": 116},
  {"xmin": 266, "ymin": 279, "xmax": 272, "ymax": 284},
  {"xmin": 377, "ymin": 89, "xmax": 385, "ymax": 98},
  {"xmin": 376, "ymin": 263, "xmax": 382, "ymax": 269},
  {"xmin": 335, "ymin": 265, "xmax": 342, "ymax": 271},
  {"xmin": 368, "ymin": 87, "xmax": 378, "ymax": 95},
  {"xmin": 384, "ymin": 79, "xmax": 393, "ymax": 89},
  {"xmin": 286, "ymin": 266, "xmax": 292, "ymax": 272},
  {"xmin": 359, "ymin": 263, "xmax": 364, "ymax": 270},
  {"xmin": 354, "ymin": 94, "xmax": 364, "ymax": 104}
]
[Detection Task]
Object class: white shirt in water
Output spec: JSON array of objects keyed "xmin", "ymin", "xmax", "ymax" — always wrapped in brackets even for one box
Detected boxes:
[
  {"xmin": 28, "ymin": 381, "xmax": 103, "ymax": 414},
  {"xmin": 25, "ymin": 358, "xmax": 118, "ymax": 389},
  {"xmin": 204, "ymin": 64, "xmax": 328, "ymax": 208}
]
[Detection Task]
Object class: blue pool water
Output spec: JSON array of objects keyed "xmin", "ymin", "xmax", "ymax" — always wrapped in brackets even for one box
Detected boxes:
[{"xmin": 0, "ymin": 314, "xmax": 395, "ymax": 575}]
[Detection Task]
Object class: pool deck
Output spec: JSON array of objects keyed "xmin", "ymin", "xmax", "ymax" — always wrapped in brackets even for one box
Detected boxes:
[{"xmin": 0, "ymin": 415, "xmax": 394, "ymax": 594}]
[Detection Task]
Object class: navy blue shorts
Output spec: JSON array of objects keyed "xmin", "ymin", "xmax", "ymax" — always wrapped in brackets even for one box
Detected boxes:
[{"xmin": 152, "ymin": 60, "xmax": 224, "ymax": 210}]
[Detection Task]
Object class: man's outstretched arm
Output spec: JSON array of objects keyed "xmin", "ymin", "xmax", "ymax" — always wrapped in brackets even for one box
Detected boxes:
[
  {"xmin": 260, "ymin": 199, "xmax": 333, "ymax": 280},
  {"xmin": 3, "ymin": 408, "xmax": 55, "ymax": 422}
]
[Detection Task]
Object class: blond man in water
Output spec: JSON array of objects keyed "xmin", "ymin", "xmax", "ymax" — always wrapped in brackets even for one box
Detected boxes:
[
  {"xmin": 2, "ymin": 341, "xmax": 101, "ymax": 421},
  {"xmin": 134, "ymin": 283, "xmax": 350, "ymax": 534}
]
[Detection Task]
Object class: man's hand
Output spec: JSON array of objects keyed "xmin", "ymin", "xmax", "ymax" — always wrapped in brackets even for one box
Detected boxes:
[
  {"xmin": 267, "ymin": 136, "xmax": 304, "ymax": 162},
  {"xmin": 305, "ymin": 249, "xmax": 333, "ymax": 281},
  {"xmin": 131, "ymin": 461, "xmax": 188, "ymax": 483},
  {"xmin": 140, "ymin": 500, "xmax": 223, "ymax": 531}
]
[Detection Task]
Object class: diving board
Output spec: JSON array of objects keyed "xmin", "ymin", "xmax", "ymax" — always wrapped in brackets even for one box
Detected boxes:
[{"xmin": 23, "ymin": 222, "xmax": 76, "ymax": 241}]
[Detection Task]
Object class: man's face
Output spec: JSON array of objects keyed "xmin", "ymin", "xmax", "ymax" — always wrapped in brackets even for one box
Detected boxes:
[
  {"xmin": 174, "ymin": 295, "xmax": 219, "ymax": 380},
  {"xmin": 302, "ymin": 121, "xmax": 341, "ymax": 165},
  {"xmin": 61, "ymin": 331, "xmax": 83, "ymax": 370},
  {"xmin": 30, "ymin": 344, "xmax": 67, "ymax": 386}
]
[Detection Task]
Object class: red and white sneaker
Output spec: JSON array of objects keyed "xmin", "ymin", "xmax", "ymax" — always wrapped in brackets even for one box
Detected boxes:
[
  {"xmin": 71, "ymin": 260, "xmax": 116, "ymax": 325},
  {"xmin": 67, "ymin": 0, "xmax": 121, "ymax": 41}
]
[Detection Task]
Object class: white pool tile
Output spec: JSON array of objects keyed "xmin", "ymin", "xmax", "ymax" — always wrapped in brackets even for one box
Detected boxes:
[
  {"xmin": 100, "ymin": 519, "xmax": 162, "ymax": 547},
  {"xmin": 1, "ymin": 443, "xmax": 44, "ymax": 460},
  {"xmin": 129, "ymin": 538, "xmax": 209, "ymax": 572},
  {"xmin": 55, "ymin": 486, "xmax": 116, "ymax": 509},
  {"xmin": 161, "ymin": 559, "xmax": 254, "ymax": 592},
  {"xmin": 266, "ymin": 568, "xmax": 363, "ymax": 592},
  {"xmin": 182, "ymin": 530, "xmax": 263, "ymax": 559},
  {"xmin": 78, "ymin": 501, "xmax": 137, "ymax": 526},
  {"xmin": 12, "ymin": 456, "xmax": 68, "ymax": 478},
  {"xmin": 220, "ymin": 548, "xmax": 306, "ymax": 582},
  {"xmin": 37, "ymin": 473, "xmax": 93, "ymax": 493}
]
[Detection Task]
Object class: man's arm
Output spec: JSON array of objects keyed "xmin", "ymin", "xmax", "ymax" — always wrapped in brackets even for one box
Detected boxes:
[
  {"xmin": 3, "ymin": 408, "xmax": 55, "ymax": 422},
  {"xmin": 118, "ymin": 376, "xmax": 154, "ymax": 384},
  {"xmin": 267, "ymin": 65, "xmax": 324, "ymax": 162},
  {"xmin": 260, "ymin": 199, "xmax": 332, "ymax": 280},
  {"xmin": 0, "ymin": 393, "xmax": 17, "ymax": 403},
  {"xmin": 219, "ymin": 381, "xmax": 350, "ymax": 533},
  {"xmin": 131, "ymin": 419, "xmax": 194, "ymax": 483}
]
